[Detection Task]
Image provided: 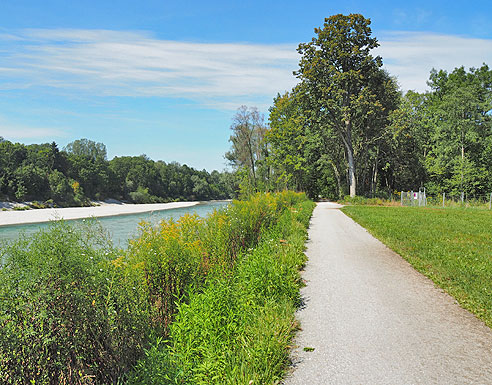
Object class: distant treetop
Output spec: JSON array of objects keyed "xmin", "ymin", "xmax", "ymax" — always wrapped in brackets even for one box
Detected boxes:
[{"xmin": 64, "ymin": 138, "xmax": 107, "ymax": 161}]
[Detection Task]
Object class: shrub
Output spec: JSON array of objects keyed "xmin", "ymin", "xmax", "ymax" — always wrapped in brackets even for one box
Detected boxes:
[
  {"xmin": 129, "ymin": 186, "xmax": 154, "ymax": 204},
  {"xmin": 339, "ymin": 195, "xmax": 390, "ymax": 206},
  {"xmin": 126, "ymin": 195, "xmax": 315, "ymax": 384},
  {"xmin": 124, "ymin": 214, "xmax": 207, "ymax": 335},
  {"xmin": 0, "ymin": 221, "xmax": 147, "ymax": 384},
  {"xmin": 0, "ymin": 191, "xmax": 313, "ymax": 384}
]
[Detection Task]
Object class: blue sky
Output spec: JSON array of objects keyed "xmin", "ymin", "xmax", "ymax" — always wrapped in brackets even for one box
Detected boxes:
[{"xmin": 1, "ymin": 0, "xmax": 492, "ymax": 171}]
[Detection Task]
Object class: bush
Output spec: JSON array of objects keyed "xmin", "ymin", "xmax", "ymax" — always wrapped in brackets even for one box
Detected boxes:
[
  {"xmin": 126, "ymin": 195, "xmax": 315, "ymax": 384},
  {"xmin": 339, "ymin": 195, "xmax": 391, "ymax": 206},
  {"xmin": 129, "ymin": 186, "xmax": 154, "ymax": 204},
  {"xmin": 0, "ymin": 191, "xmax": 313, "ymax": 384},
  {"xmin": 124, "ymin": 214, "xmax": 207, "ymax": 335},
  {"xmin": 0, "ymin": 221, "xmax": 147, "ymax": 384}
]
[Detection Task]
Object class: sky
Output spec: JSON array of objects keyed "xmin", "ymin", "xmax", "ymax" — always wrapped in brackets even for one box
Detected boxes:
[{"xmin": 1, "ymin": 0, "xmax": 492, "ymax": 171}]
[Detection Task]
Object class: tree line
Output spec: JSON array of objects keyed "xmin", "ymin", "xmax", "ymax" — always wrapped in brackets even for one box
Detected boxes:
[
  {"xmin": 226, "ymin": 14, "xmax": 492, "ymax": 199},
  {"xmin": 0, "ymin": 138, "xmax": 235, "ymax": 205}
]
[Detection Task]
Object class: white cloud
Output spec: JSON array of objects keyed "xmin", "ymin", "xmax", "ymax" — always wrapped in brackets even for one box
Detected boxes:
[
  {"xmin": 0, "ymin": 119, "xmax": 65, "ymax": 140},
  {"xmin": 0, "ymin": 29, "xmax": 299, "ymax": 109},
  {"xmin": 1, "ymin": 28, "xmax": 491, "ymax": 107},
  {"xmin": 0, "ymin": 128, "xmax": 65, "ymax": 140},
  {"xmin": 377, "ymin": 32, "xmax": 492, "ymax": 92}
]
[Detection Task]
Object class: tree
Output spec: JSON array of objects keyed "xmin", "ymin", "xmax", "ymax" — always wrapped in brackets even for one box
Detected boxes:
[
  {"xmin": 48, "ymin": 170, "xmax": 73, "ymax": 203},
  {"xmin": 383, "ymin": 91, "xmax": 429, "ymax": 192},
  {"xmin": 64, "ymin": 138, "xmax": 107, "ymax": 161},
  {"xmin": 14, "ymin": 164, "xmax": 50, "ymax": 200},
  {"xmin": 295, "ymin": 14, "xmax": 398, "ymax": 196},
  {"xmin": 267, "ymin": 92, "xmax": 307, "ymax": 191},
  {"xmin": 425, "ymin": 65, "xmax": 492, "ymax": 196},
  {"xmin": 225, "ymin": 106, "xmax": 268, "ymax": 193}
]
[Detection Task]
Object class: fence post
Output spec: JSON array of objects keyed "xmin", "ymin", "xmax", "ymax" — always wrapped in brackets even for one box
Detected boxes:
[
  {"xmin": 401, "ymin": 191, "xmax": 403, "ymax": 206},
  {"xmin": 443, "ymin": 192, "xmax": 445, "ymax": 208},
  {"xmin": 489, "ymin": 192, "xmax": 492, "ymax": 210}
]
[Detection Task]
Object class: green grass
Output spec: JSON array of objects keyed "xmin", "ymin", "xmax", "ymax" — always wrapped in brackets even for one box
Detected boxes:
[
  {"xmin": 126, "ymin": 200, "xmax": 315, "ymax": 384},
  {"xmin": 0, "ymin": 192, "xmax": 314, "ymax": 384},
  {"xmin": 342, "ymin": 206, "xmax": 492, "ymax": 328}
]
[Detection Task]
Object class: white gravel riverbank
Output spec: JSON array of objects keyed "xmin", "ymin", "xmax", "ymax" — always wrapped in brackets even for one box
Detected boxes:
[{"xmin": 0, "ymin": 201, "xmax": 199, "ymax": 226}]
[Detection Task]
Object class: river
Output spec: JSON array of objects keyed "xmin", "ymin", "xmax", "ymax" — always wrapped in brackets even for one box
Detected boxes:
[{"xmin": 0, "ymin": 201, "xmax": 229, "ymax": 248}]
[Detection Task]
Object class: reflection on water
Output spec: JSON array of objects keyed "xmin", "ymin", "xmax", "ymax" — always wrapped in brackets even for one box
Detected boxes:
[{"xmin": 0, "ymin": 201, "xmax": 229, "ymax": 248}]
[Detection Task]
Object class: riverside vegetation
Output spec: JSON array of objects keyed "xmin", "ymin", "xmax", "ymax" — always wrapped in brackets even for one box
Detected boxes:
[
  {"xmin": 0, "ymin": 191, "xmax": 315, "ymax": 384},
  {"xmin": 0, "ymin": 137, "xmax": 235, "ymax": 206},
  {"xmin": 342, "ymin": 205, "xmax": 492, "ymax": 329}
]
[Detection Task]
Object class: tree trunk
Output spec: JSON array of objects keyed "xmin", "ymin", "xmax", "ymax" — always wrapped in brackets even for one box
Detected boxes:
[
  {"xmin": 371, "ymin": 147, "xmax": 379, "ymax": 197},
  {"xmin": 247, "ymin": 134, "xmax": 257, "ymax": 190},
  {"xmin": 347, "ymin": 148, "xmax": 356, "ymax": 197},
  {"xmin": 330, "ymin": 161, "xmax": 342, "ymax": 199},
  {"xmin": 461, "ymin": 144, "xmax": 464, "ymax": 196},
  {"xmin": 340, "ymin": 120, "xmax": 356, "ymax": 197}
]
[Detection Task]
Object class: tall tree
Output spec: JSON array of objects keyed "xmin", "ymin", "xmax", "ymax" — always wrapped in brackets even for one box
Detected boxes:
[
  {"xmin": 295, "ymin": 14, "xmax": 398, "ymax": 196},
  {"xmin": 425, "ymin": 65, "xmax": 492, "ymax": 196},
  {"xmin": 64, "ymin": 138, "xmax": 107, "ymax": 161},
  {"xmin": 267, "ymin": 91, "xmax": 307, "ymax": 191},
  {"xmin": 225, "ymin": 106, "xmax": 267, "ymax": 193},
  {"xmin": 383, "ymin": 90, "xmax": 429, "ymax": 192}
]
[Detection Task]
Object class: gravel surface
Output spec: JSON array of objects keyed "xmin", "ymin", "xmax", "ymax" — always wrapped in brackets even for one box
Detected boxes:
[
  {"xmin": 0, "ymin": 201, "xmax": 199, "ymax": 226},
  {"xmin": 285, "ymin": 202, "xmax": 492, "ymax": 385}
]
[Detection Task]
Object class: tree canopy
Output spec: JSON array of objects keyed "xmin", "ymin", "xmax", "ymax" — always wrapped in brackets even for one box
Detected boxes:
[
  {"xmin": 0, "ymin": 139, "xmax": 236, "ymax": 205},
  {"xmin": 229, "ymin": 14, "xmax": 492, "ymax": 201},
  {"xmin": 294, "ymin": 14, "xmax": 399, "ymax": 197}
]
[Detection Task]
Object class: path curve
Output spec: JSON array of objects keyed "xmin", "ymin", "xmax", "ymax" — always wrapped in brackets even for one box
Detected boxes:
[{"xmin": 285, "ymin": 202, "xmax": 492, "ymax": 384}]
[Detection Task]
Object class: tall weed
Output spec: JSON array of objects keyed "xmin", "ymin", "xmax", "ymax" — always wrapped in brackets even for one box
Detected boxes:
[
  {"xmin": 0, "ymin": 192, "xmax": 313, "ymax": 384},
  {"xmin": 0, "ymin": 221, "xmax": 146, "ymax": 384},
  {"xmin": 127, "ymin": 196, "xmax": 315, "ymax": 384}
]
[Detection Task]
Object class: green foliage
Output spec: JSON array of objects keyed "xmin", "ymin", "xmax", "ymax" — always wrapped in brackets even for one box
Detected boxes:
[
  {"xmin": 0, "ymin": 139, "xmax": 233, "ymax": 205},
  {"xmin": 267, "ymin": 92, "xmax": 308, "ymax": 191},
  {"xmin": 294, "ymin": 14, "xmax": 400, "ymax": 197},
  {"xmin": 0, "ymin": 191, "xmax": 312, "ymax": 384},
  {"xmin": 263, "ymin": 15, "xmax": 491, "ymax": 200},
  {"xmin": 338, "ymin": 195, "xmax": 395, "ymax": 206},
  {"xmin": 64, "ymin": 138, "xmax": 108, "ymax": 161},
  {"xmin": 129, "ymin": 186, "xmax": 154, "ymax": 204},
  {"xmin": 342, "ymin": 206, "xmax": 492, "ymax": 328},
  {"xmin": 0, "ymin": 221, "xmax": 148, "ymax": 384},
  {"xmin": 226, "ymin": 106, "xmax": 270, "ymax": 194},
  {"xmin": 125, "ymin": 214, "xmax": 207, "ymax": 335},
  {"xmin": 267, "ymin": 90, "xmax": 340, "ymax": 199},
  {"xmin": 424, "ymin": 65, "xmax": 492, "ymax": 196},
  {"xmin": 126, "ymin": 194, "xmax": 315, "ymax": 384},
  {"xmin": 48, "ymin": 169, "xmax": 74, "ymax": 202}
]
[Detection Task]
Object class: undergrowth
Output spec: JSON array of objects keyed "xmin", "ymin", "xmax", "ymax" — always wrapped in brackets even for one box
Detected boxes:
[
  {"xmin": 338, "ymin": 195, "xmax": 399, "ymax": 206},
  {"xmin": 126, "ymin": 199, "xmax": 315, "ymax": 384},
  {"xmin": 0, "ymin": 192, "xmax": 314, "ymax": 384}
]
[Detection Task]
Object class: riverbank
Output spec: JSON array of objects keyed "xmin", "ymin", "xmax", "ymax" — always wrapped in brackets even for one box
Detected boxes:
[
  {"xmin": 0, "ymin": 192, "xmax": 313, "ymax": 384},
  {"xmin": 0, "ymin": 201, "xmax": 200, "ymax": 226}
]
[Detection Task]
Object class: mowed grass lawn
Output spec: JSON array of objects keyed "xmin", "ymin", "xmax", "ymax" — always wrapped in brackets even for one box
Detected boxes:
[{"xmin": 342, "ymin": 206, "xmax": 492, "ymax": 328}]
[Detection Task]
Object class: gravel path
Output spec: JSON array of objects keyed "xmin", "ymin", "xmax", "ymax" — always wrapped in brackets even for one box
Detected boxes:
[{"xmin": 285, "ymin": 202, "xmax": 492, "ymax": 384}]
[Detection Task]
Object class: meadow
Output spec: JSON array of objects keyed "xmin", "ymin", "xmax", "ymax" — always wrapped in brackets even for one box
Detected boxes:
[
  {"xmin": 0, "ymin": 191, "xmax": 314, "ymax": 384},
  {"xmin": 342, "ymin": 205, "xmax": 492, "ymax": 328}
]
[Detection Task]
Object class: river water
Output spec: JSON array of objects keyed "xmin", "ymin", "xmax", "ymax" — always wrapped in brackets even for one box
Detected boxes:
[{"xmin": 0, "ymin": 201, "xmax": 229, "ymax": 248}]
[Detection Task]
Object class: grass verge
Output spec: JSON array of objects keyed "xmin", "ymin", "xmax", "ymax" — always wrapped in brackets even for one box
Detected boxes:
[
  {"xmin": 126, "ymin": 200, "xmax": 315, "ymax": 384},
  {"xmin": 0, "ymin": 192, "xmax": 315, "ymax": 384},
  {"xmin": 342, "ymin": 205, "xmax": 492, "ymax": 328}
]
